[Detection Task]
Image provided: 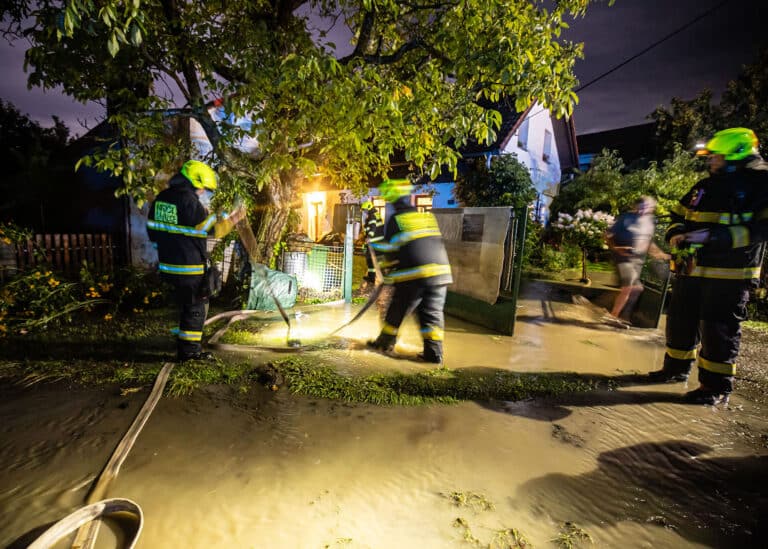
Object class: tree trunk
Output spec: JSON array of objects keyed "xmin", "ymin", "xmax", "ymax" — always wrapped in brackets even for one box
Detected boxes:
[
  {"xmin": 580, "ymin": 247, "xmax": 590, "ymax": 284},
  {"xmin": 237, "ymin": 172, "xmax": 297, "ymax": 266}
]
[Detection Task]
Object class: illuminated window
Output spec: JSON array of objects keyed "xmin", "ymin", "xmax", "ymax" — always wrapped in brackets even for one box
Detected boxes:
[{"xmin": 415, "ymin": 195, "xmax": 433, "ymax": 212}]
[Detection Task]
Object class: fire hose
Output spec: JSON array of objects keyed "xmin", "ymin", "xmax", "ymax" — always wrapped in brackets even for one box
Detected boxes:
[{"xmin": 27, "ymin": 361, "xmax": 176, "ymax": 549}]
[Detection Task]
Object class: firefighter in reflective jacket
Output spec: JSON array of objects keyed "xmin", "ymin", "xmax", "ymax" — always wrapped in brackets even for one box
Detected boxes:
[
  {"xmin": 647, "ymin": 128, "xmax": 768, "ymax": 404},
  {"xmin": 361, "ymin": 200, "xmax": 384, "ymax": 287},
  {"xmin": 147, "ymin": 160, "xmax": 244, "ymax": 361},
  {"xmin": 367, "ymin": 179, "xmax": 453, "ymax": 364}
]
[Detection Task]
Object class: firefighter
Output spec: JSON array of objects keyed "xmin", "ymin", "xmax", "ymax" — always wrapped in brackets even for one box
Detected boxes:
[
  {"xmin": 147, "ymin": 160, "xmax": 244, "ymax": 361},
  {"xmin": 367, "ymin": 179, "xmax": 453, "ymax": 364},
  {"xmin": 360, "ymin": 200, "xmax": 384, "ymax": 288},
  {"xmin": 647, "ymin": 128, "xmax": 768, "ymax": 404}
]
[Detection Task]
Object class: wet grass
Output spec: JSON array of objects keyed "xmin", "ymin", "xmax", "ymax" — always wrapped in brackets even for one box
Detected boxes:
[{"xmin": 0, "ymin": 309, "xmax": 604, "ymax": 404}]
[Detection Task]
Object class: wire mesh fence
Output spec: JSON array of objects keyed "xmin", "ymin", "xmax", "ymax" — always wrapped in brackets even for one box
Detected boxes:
[{"xmin": 279, "ymin": 242, "xmax": 346, "ymax": 301}]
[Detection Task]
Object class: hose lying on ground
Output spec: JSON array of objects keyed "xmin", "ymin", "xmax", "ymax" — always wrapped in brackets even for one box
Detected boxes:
[{"xmin": 27, "ymin": 499, "xmax": 143, "ymax": 549}]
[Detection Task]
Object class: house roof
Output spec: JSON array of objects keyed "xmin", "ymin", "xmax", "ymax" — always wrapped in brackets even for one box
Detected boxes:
[
  {"xmin": 577, "ymin": 122, "xmax": 658, "ymax": 165},
  {"xmin": 386, "ymin": 98, "xmax": 532, "ymax": 184},
  {"xmin": 552, "ymin": 114, "xmax": 579, "ymax": 171}
]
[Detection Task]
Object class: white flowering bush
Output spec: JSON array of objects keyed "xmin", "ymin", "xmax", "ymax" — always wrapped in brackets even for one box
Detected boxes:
[{"xmin": 551, "ymin": 209, "xmax": 614, "ymax": 282}]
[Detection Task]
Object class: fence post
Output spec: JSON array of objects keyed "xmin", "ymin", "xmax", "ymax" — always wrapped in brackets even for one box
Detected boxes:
[
  {"xmin": 507, "ymin": 206, "xmax": 528, "ymax": 337},
  {"xmin": 343, "ymin": 208, "xmax": 354, "ymax": 303}
]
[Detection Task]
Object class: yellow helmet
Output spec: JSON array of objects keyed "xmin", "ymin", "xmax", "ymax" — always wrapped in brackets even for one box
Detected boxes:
[
  {"xmin": 379, "ymin": 178, "xmax": 412, "ymax": 203},
  {"xmin": 181, "ymin": 160, "xmax": 218, "ymax": 190},
  {"xmin": 361, "ymin": 200, "xmax": 374, "ymax": 211},
  {"xmin": 699, "ymin": 128, "xmax": 759, "ymax": 161}
]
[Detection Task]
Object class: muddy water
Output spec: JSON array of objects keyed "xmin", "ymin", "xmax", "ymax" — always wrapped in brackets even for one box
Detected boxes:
[{"xmin": 2, "ymin": 288, "xmax": 766, "ymax": 548}]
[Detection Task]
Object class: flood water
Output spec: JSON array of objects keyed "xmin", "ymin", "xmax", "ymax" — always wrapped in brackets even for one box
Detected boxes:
[{"xmin": 2, "ymin": 282, "xmax": 766, "ymax": 548}]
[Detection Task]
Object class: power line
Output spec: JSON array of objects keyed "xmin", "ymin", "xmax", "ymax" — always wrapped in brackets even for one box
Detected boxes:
[{"xmin": 575, "ymin": 0, "xmax": 733, "ymax": 93}]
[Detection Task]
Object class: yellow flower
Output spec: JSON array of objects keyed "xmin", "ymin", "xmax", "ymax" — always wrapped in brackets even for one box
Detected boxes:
[
  {"xmin": 143, "ymin": 296, "xmax": 149, "ymax": 304},
  {"xmin": 2, "ymin": 237, "xmax": 10, "ymax": 245},
  {"xmin": 103, "ymin": 313, "xmax": 113, "ymax": 321},
  {"xmin": 48, "ymin": 278, "xmax": 60, "ymax": 287}
]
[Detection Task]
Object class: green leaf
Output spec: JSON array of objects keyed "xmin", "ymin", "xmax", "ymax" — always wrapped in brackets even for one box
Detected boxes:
[{"xmin": 107, "ymin": 33, "xmax": 119, "ymax": 57}]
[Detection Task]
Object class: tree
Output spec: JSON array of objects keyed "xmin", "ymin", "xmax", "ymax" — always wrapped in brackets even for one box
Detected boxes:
[
  {"xmin": 0, "ymin": 99, "xmax": 70, "ymax": 224},
  {"xmin": 720, "ymin": 48, "xmax": 768, "ymax": 157},
  {"xmin": 3, "ymin": 0, "xmax": 598, "ymax": 263},
  {"xmin": 550, "ymin": 149, "xmax": 626, "ymax": 216},
  {"xmin": 551, "ymin": 145, "xmax": 705, "ymax": 219},
  {"xmin": 648, "ymin": 91, "xmax": 723, "ymax": 159},
  {"xmin": 551, "ymin": 209, "xmax": 613, "ymax": 284},
  {"xmin": 649, "ymin": 48, "xmax": 768, "ymax": 158},
  {"xmin": 453, "ymin": 154, "xmax": 536, "ymax": 210}
]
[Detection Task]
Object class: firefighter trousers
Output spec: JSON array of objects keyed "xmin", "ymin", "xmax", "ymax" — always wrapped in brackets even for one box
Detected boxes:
[
  {"xmin": 163, "ymin": 274, "xmax": 209, "ymax": 359},
  {"xmin": 375, "ymin": 281, "xmax": 447, "ymax": 362},
  {"xmin": 663, "ymin": 275, "xmax": 751, "ymax": 394}
]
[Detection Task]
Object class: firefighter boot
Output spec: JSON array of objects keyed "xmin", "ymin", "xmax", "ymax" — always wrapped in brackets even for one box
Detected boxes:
[
  {"xmin": 417, "ymin": 340, "xmax": 443, "ymax": 365},
  {"xmin": 683, "ymin": 387, "xmax": 730, "ymax": 406},
  {"xmin": 367, "ymin": 334, "xmax": 396, "ymax": 354},
  {"xmin": 646, "ymin": 368, "xmax": 689, "ymax": 383}
]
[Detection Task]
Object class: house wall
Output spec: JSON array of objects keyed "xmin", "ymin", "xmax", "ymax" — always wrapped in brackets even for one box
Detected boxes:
[
  {"xmin": 501, "ymin": 103, "xmax": 562, "ymax": 221},
  {"xmin": 426, "ymin": 103, "xmax": 564, "ymax": 222}
]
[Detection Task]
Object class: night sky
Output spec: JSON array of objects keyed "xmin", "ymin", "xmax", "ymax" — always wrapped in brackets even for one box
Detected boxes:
[{"xmin": 0, "ymin": 0, "xmax": 765, "ymax": 136}]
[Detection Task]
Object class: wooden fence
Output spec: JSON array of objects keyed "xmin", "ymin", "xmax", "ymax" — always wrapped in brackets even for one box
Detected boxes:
[{"xmin": 13, "ymin": 233, "xmax": 120, "ymax": 275}]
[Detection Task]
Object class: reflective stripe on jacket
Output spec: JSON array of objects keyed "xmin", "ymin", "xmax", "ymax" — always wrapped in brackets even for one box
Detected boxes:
[
  {"xmin": 371, "ymin": 198, "xmax": 452, "ymax": 286},
  {"xmin": 665, "ymin": 158, "xmax": 768, "ymax": 280}
]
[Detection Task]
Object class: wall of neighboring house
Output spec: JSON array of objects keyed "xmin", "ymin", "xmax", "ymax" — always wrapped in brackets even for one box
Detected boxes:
[
  {"xmin": 500, "ymin": 103, "xmax": 562, "ymax": 221},
  {"xmin": 422, "ymin": 103, "xmax": 564, "ymax": 221}
]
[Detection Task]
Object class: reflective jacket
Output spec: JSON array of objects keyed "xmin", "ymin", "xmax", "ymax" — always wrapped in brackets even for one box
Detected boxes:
[
  {"xmin": 371, "ymin": 197, "xmax": 453, "ymax": 286},
  {"xmin": 146, "ymin": 174, "xmax": 235, "ymax": 276},
  {"xmin": 666, "ymin": 157, "xmax": 768, "ymax": 281},
  {"xmin": 364, "ymin": 208, "xmax": 385, "ymax": 244}
]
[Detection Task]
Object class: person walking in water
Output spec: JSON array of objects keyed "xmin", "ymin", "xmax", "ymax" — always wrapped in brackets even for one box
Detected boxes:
[
  {"xmin": 367, "ymin": 179, "xmax": 452, "ymax": 364},
  {"xmin": 604, "ymin": 196, "xmax": 660, "ymax": 325}
]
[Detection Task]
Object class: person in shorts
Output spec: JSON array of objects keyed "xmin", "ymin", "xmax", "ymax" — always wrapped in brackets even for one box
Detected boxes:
[{"xmin": 605, "ymin": 197, "xmax": 658, "ymax": 324}]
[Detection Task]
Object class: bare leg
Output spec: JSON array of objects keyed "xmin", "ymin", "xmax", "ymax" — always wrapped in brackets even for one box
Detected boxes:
[{"xmin": 610, "ymin": 286, "xmax": 634, "ymax": 318}]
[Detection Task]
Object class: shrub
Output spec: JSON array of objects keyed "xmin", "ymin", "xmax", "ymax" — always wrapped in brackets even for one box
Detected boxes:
[{"xmin": 0, "ymin": 266, "xmax": 103, "ymax": 335}]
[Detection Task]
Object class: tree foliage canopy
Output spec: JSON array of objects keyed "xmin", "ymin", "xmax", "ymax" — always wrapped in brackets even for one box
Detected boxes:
[
  {"xmin": 650, "ymin": 49, "xmax": 768, "ymax": 158},
  {"xmin": 3, "ymin": 0, "xmax": 598, "ymax": 260},
  {"xmin": 551, "ymin": 145, "xmax": 705, "ymax": 217},
  {"xmin": 0, "ymin": 99, "xmax": 70, "ymax": 223},
  {"xmin": 453, "ymin": 154, "xmax": 536, "ymax": 210}
]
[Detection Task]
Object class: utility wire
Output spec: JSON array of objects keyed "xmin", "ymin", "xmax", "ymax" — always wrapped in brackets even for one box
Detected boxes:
[
  {"xmin": 575, "ymin": 0, "xmax": 732, "ymax": 93},
  {"xmin": 518, "ymin": 0, "xmax": 733, "ymax": 125}
]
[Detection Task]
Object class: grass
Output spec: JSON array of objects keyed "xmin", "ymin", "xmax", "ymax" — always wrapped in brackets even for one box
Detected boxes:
[
  {"xmin": 743, "ymin": 320, "xmax": 768, "ymax": 334},
  {"xmin": 524, "ymin": 261, "xmax": 616, "ymax": 282},
  {"xmin": 0, "ymin": 306, "xmax": 606, "ymax": 404}
]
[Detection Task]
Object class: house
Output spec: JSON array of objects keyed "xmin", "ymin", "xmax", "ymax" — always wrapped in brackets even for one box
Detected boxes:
[
  {"xmin": 577, "ymin": 122, "xmax": 659, "ymax": 171},
  {"xmin": 371, "ymin": 100, "xmax": 579, "ymax": 224}
]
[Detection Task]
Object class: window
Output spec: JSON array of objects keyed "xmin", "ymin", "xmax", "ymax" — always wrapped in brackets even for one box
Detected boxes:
[
  {"xmin": 543, "ymin": 129, "xmax": 552, "ymax": 163},
  {"xmin": 415, "ymin": 195, "xmax": 433, "ymax": 212},
  {"xmin": 517, "ymin": 118, "xmax": 529, "ymax": 150}
]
